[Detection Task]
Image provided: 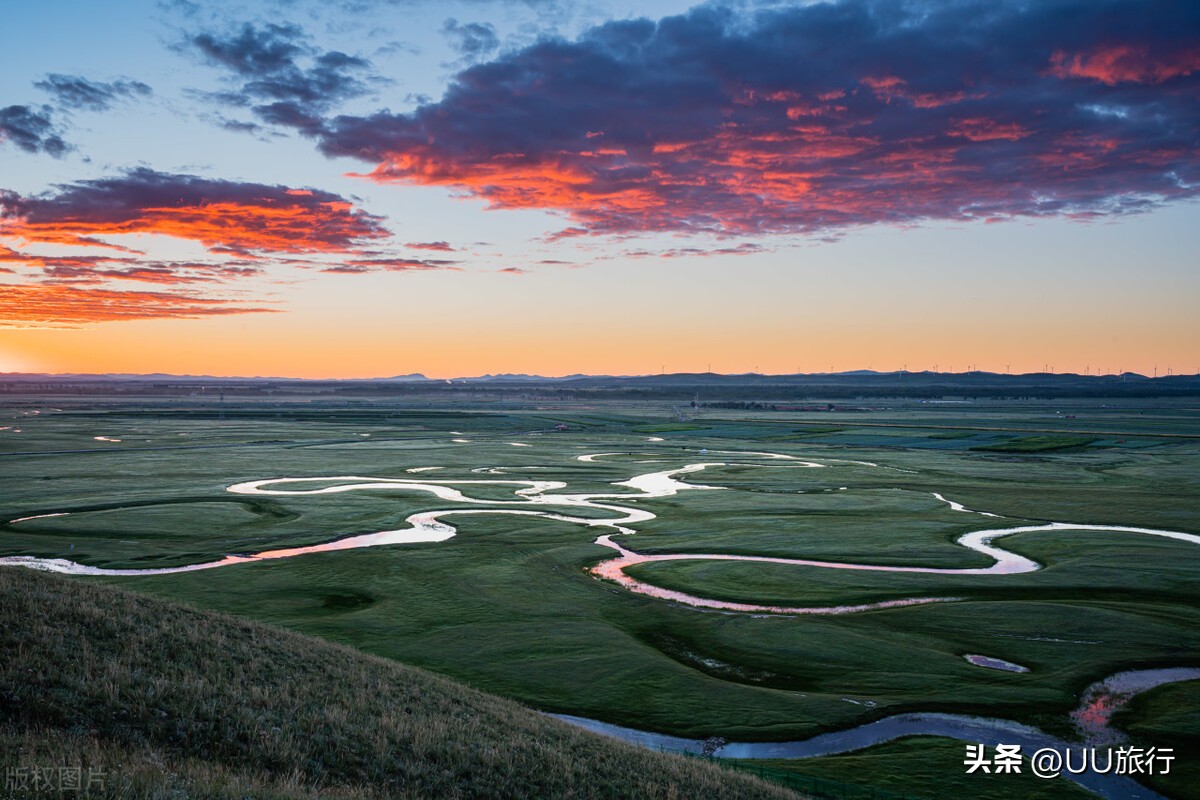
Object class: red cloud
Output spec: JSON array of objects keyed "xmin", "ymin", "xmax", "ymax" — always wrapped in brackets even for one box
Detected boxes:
[
  {"xmin": 0, "ymin": 283, "xmax": 276, "ymax": 326},
  {"xmin": 0, "ymin": 169, "xmax": 455, "ymax": 325},
  {"xmin": 1049, "ymin": 45, "xmax": 1200, "ymax": 85},
  {"xmin": 861, "ymin": 76, "xmax": 979, "ymax": 109},
  {"xmin": 0, "ymin": 168, "xmax": 389, "ymax": 255},
  {"xmin": 948, "ymin": 118, "xmax": 1031, "ymax": 142}
]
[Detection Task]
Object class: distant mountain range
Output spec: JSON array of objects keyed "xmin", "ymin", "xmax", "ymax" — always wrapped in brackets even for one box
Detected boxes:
[
  {"xmin": 5, "ymin": 369, "xmax": 1197, "ymax": 400},
  {"xmin": 0, "ymin": 369, "xmax": 1188, "ymax": 384}
]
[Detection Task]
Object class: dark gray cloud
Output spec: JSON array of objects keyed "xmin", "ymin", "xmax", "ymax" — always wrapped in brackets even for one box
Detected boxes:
[
  {"xmin": 442, "ymin": 19, "xmax": 500, "ymax": 63},
  {"xmin": 186, "ymin": 22, "xmax": 377, "ymax": 135},
  {"xmin": 34, "ymin": 74, "xmax": 152, "ymax": 112},
  {"xmin": 0, "ymin": 105, "xmax": 70, "ymax": 157},
  {"xmin": 191, "ymin": 22, "xmax": 308, "ymax": 77},
  {"xmin": 320, "ymin": 256, "xmax": 460, "ymax": 273},
  {"xmin": 217, "ymin": 117, "xmax": 265, "ymax": 134}
]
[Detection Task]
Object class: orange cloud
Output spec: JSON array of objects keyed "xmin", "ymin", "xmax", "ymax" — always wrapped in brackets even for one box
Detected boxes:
[
  {"xmin": 0, "ymin": 168, "xmax": 389, "ymax": 255},
  {"xmin": 861, "ymin": 75, "xmax": 979, "ymax": 109},
  {"xmin": 0, "ymin": 169, "xmax": 431, "ymax": 326},
  {"xmin": 0, "ymin": 283, "xmax": 276, "ymax": 326}
]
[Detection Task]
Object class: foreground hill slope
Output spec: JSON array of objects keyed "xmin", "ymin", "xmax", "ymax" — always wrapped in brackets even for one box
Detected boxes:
[{"xmin": 0, "ymin": 568, "xmax": 798, "ymax": 799}]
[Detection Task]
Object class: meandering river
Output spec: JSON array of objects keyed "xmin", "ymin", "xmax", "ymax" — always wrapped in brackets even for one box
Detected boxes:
[
  {"xmin": 4, "ymin": 448, "xmax": 1197, "ymax": 798},
  {"xmin": 553, "ymin": 666, "xmax": 1200, "ymax": 800},
  {"xmin": 2, "ymin": 448, "xmax": 1198, "ymax": 616}
]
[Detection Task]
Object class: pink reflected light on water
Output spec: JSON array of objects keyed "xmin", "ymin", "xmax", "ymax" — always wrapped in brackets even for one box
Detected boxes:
[{"xmin": 3, "ymin": 451, "xmax": 1200, "ymax": 620}]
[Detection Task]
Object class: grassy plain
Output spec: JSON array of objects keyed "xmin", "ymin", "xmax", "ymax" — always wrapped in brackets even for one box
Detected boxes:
[
  {"xmin": 971, "ymin": 435, "xmax": 1100, "ymax": 452},
  {"xmin": 2, "ymin": 394, "xmax": 1198, "ymax": 797},
  {"xmin": 1110, "ymin": 679, "xmax": 1200, "ymax": 800}
]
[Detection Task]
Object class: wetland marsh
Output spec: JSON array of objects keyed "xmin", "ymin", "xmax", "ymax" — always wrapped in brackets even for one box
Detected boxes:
[{"xmin": 2, "ymin": 394, "xmax": 1197, "ymax": 798}]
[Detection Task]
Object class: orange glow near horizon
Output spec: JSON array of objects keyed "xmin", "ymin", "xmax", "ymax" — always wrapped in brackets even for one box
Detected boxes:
[
  {"xmin": 4, "ymin": 296, "xmax": 1196, "ymax": 380},
  {"xmin": 4, "ymin": 193, "xmax": 1196, "ymax": 381},
  {"xmin": 4, "ymin": 201, "xmax": 1197, "ymax": 381}
]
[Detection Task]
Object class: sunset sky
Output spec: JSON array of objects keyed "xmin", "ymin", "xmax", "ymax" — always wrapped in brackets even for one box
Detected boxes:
[{"xmin": 2, "ymin": 0, "xmax": 1197, "ymax": 378}]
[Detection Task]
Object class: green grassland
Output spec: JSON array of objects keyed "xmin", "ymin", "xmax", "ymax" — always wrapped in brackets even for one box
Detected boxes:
[
  {"xmin": 971, "ymin": 435, "xmax": 1101, "ymax": 453},
  {"xmin": 632, "ymin": 423, "xmax": 712, "ymax": 433},
  {"xmin": 2, "ymin": 396, "xmax": 1198, "ymax": 797},
  {"xmin": 625, "ymin": 530, "xmax": 1200, "ymax": 608},
  {"xmin": 0, "ymin": 567, "xmax": 796, "ymax": 800},
  {"xmin": 1110, "ymin": 679, "xmax": 1200, "ymax": 800}
]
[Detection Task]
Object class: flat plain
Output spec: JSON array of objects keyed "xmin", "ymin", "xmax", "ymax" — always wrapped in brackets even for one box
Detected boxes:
[{"xmin": 2, "ymin": 393, "xmax": 1197, "ymax": 798}]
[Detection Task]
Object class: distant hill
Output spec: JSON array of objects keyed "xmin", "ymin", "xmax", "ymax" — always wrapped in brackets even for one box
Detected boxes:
[
  {"xmin": 0, "ymin": 568, "xmax": 798, "ymax": 800},
  {"xmin": 3, "ymin": 369, "xmax": 1197, "ymax": 400},
  {"xmin": 363, "ymin": 373, "xmax": 430, "ymax": 382},
  {"xmin": 448, "ymin": 373, "xmax": 597, "ymax": 382}
]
